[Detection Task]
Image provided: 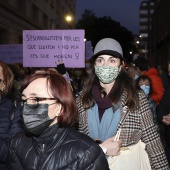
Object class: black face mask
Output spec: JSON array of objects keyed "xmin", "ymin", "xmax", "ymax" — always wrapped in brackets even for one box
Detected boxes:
[{"xmin": 22, "ymin": 104, "xmax": 54, "ymax": 136}]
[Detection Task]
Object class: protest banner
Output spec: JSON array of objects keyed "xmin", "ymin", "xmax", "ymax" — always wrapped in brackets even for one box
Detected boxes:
[
  {"xmin": 0, "ymin": 44, "xmax": 23, "ymax": 63},
  {"xmin": 23, "ymin": 29, "xmax": 85, "ymax": 68}
]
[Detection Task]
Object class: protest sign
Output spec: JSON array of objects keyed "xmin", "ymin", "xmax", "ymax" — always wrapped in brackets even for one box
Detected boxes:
[
  {"xmin": 0, "ymin": 44, "xmax": 23, "ymax": 63},
  {"xmin": 23, "ymin": 30, "xmax": 85, "ymax": 68}
]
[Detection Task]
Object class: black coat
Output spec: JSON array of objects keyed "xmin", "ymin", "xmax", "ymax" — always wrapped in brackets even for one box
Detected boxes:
[
  {"xmin": 7, "ymin": 124, "xmax": 109, "ymax": 170},
  {"xmin": 157, "ymin": 73, "xmax": 170, "ymax": 147},
  {"xmin": 0, "ymin": 97, "xmax": 24, "ymax": 170}
]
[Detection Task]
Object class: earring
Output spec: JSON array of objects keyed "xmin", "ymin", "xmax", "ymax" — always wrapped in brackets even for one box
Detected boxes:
[{"xmin": 55, "ymin": 113, "xmax": 58, "ymax": 117}]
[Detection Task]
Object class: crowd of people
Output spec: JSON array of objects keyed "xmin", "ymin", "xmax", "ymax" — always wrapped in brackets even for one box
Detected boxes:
[
  {"xmin": 128, "ymin": 56, "xmax": 170, "ymax": 167},
  {"xmin": 0, "ymin": 38, "xmax": 170, "ymax": 169}
]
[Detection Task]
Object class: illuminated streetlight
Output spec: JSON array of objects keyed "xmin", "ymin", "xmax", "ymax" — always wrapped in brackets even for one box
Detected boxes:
[
  {"xmin": 65, "ymin": 15, "xmax": 72, "ymax": 22},
  {"xmin": 51, "ymin": 14, "xmax": 74, "ymax": 29}
]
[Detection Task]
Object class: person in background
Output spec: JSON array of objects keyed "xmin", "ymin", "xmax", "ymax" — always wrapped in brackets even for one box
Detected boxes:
[
  {"xmin": 127, "ymin": 64, "xmax": 139, "ymax": 80},
  {"xmin": 7, "ymin": 70, "xmax": 109, "ymax": 170},
  {"xmin": 134, "ymin": 57, "xmax": 164, "ymax": 105},
  {"xmin": 156, "ymin": 63, "xmax": 170, "ymax": 166},
  {"xmin": 0, "ymin": 61, "xmax": 24, "ymax": 170},
  {"xmin": 157, "ymin": 65, "xmax": 164, "ymax": 76},
  {"xmin": 76, "ymin": 38, "xmax": 169, "ymax": 169},
  {"xmin": 135, "ymin": 75, "xmax": 159, "ymax": 132}
]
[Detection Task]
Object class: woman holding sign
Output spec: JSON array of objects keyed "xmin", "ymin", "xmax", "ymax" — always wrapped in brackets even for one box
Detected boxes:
[{"xmin": 76, "ymin": 38, "xmax": 169, "ymax": 169}]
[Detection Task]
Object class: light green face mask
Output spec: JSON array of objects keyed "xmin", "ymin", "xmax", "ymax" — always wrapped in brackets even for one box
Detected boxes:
[{"xmin": 95, "ymin": 65, "xmax": 119, "ymax": 84}]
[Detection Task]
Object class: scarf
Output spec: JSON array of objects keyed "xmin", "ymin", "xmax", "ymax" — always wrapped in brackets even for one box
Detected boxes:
[
  {"xmin": 92, "ymin": 85, "xmax": 114, "ymax": 120},
  {"xmin": 87, "ymin": 103, "xmax": 121, "ymax": 141},
  {"xmin": 87, "ymin": 85, "xmax": 121, "ymax": 141}
]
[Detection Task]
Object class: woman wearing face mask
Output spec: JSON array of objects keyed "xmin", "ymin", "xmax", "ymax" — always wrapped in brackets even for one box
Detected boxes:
[
  {"xmin": 76, "ymin": 38, "xmax": 169, "ymax": 169},
  {"xmin": 7, "ymin": 70, "xmax": 109, "ymax": 170},
  {"xmin": 136, "ymin": 75, "xmax": 159, "ymax": 132}
]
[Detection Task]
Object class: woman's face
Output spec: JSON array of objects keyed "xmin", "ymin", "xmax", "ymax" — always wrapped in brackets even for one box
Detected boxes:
[
  {"xmin": 22, "ymin": 78, "xmax": 61, "ymax": 121},
  {"xmin": 0, "ymin": 66, "xmax": 5, "ymax": 91},
  {"xmin": 95, "ymin": 55, "xmax": 121, "ymax": 67},
  {"xmin": 94, "ymin": 55, "xmax": 122, "ymax": 90}
]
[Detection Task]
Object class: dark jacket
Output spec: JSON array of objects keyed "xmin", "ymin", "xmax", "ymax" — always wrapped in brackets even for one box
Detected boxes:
[
  {"xmin": 7, "ymin": 124, "xmax": 109, "ymax": 170},
  {"xmin": 157, "ymin": 72, "xmax": 170, "ymax": 146},
  {"xmin": 0, "ymin": 96, "xmax": 24, "ymax": 170}
]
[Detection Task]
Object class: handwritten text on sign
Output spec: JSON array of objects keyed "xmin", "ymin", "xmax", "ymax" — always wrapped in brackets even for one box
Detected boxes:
[
  {"xmin": 0, "ymin": 44, "xmax": 23, "ymax": 64},
  {"xmin": 23, "ymin": 30, "xmax": 85, "ymax": 68}
]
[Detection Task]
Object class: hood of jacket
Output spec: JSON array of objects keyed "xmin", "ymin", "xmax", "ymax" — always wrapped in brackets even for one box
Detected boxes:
[{"xmin": 143, "ymin": 68, "xmax": 158, "ymax": 76}]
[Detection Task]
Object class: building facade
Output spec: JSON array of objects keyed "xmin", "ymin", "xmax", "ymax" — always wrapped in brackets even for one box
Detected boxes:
[
  {"xmin": 149, "ymin": 0, "xmax": 170, "ymax": 69},
  {"xmin": 139, "ymin": 0, "xmax": 155, "ymax": 59},
  {"xmin": 0, "ymin": 0, "xmax": 76, "ymax": 44}
]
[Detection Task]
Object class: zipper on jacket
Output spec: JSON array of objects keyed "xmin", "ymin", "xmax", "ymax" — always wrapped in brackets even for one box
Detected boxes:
[
  {"xmin": 37, "ymin": 144, "xmax": 45, "ymax": 170},
  {"xmin": 41, "ymin": 144, "xmax": 45, "ymax": 154}
]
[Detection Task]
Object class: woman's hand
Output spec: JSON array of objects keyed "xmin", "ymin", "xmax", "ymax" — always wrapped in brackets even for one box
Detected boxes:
[
  {"xmin": 99, "ymin": 136, "xmax": 122, "ymax": 156},
  {"xmin": 162, "ymin": 113, "xmax": 170, "ymax": 125}
]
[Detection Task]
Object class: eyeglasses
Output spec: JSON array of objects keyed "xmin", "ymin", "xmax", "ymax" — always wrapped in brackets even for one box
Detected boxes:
[{"xmin": 21, "ymin": 97, "xmax": 57, "ymax": 109}]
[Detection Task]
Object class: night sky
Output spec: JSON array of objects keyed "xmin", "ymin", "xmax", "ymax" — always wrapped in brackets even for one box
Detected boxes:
[{"xmin": 76, "ymin": 0, "xmax": 143, "ymax": 34}]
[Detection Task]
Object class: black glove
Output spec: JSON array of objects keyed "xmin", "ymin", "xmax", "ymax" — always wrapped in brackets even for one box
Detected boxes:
[{"xmin": 56, "ymin": 63, "xmax": 66, "ymax": 75}]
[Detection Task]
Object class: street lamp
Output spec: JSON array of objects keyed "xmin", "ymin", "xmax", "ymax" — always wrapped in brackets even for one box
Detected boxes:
[
  {"xmin": 51, "ymin": 14, "xmax": 73, "ymax": 29},
  {"xmin": 64, "ymin": 15, "xmax": 74, "ymax": 28},
  {"xmin": 65, "ymin": 15, "xmax": 73, "ymax": 22}
]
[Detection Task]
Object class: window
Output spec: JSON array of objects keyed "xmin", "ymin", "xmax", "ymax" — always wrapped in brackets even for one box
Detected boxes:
[
  {"xmin": 43, "ymin": 14, "xmax": 48, "ymax": 28},
  {"xmin": 140, "ymin": 18, "xmax": 148, "ymax": 22},
  {"xmin": 140, "ymin": 33, "xmax": 148, "ymax": 38},
  {"xmin": 142, "ymin": 2, "xmax": 147, "ymax": 6},
  {"xmin": 140, "ymin": 26, "xmax": 148, "ymax": 30},
  {"xmin": 150, "ymin": 10, "xmax": 154, "ymax": 14},
  {"xmin": 16, "ymin": 0, "xmax": 26, "ymax": 14},
  {"xmin": 0, "ymin": 29, "xmax": 8, "ymax": 44},
  {"xmin": 140, "ymin": 10, "xmax": 148, "ymax": 14},
  {"xmin": 32, "ymin": 4, "xmax": 39, "ymax": 23}
]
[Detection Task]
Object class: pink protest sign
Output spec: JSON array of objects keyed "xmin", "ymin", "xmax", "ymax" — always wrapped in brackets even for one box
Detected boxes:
[
  {"xmin": 23, "ymin": 30, "xmax": 85, "ymax": 68},
  {"xmin": 0, "ymin": 44, "xmax": 23, "ymax": 64}
]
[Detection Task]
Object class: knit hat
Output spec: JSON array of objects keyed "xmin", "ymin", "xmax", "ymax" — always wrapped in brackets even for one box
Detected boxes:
[{"xmin": 92, "ymin": 38, "xmax": 123, "ymax": 59}]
